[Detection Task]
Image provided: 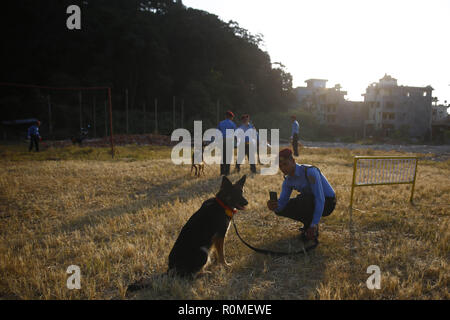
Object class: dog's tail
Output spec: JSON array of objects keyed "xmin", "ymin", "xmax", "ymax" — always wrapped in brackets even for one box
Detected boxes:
[
  {"xmin": 126, "ymin": 270, "xmax": 189, "ymax": 296},
  {"xmin": 127, "ymin": 279, "xmax": 151, "ymax": 293},
  {"xmin": 126, "ymin": 273, "xmax": 167, "ymax": 296}
]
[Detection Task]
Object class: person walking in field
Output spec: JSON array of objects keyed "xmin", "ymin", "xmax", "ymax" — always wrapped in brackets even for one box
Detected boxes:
[
  {"xmin": 217, "ymin": 110, "xmax": 237, "ymax": 176},
  {"xmin": 27, "ymin": 120, "xmax": 41, "ymax": 152},
  {"xmin": 266, "ymin": 148, "xmax": 337, "ymax": 245},
  {"xmin": 291, "ymin": 115, "xmax": 300, "ymax": 156}
]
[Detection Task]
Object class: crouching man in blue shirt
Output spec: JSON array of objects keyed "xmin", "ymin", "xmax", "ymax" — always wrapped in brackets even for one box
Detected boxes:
[{"xmin": 267, "ymin": 148, "xmax": 337, "ymax": 244}]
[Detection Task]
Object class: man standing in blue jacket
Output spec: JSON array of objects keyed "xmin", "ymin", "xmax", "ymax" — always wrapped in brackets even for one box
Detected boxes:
[
  {"xmin": 267, "ymin": 148, "xmax": 337, "ymax": 243},
  {"xmin": 217, "ymin": 111, "xmax": 237, "ymax": 176},
  {"xmin": 27, "ymin": 120, "xmax": 41, "ymax": 152},
  {"xmin": 291, "ymin": 115, "xmax": 300, "ymax": 156}
]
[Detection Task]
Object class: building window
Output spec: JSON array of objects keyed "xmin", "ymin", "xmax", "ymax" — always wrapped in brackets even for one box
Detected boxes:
[
  {"xmin": 423, "ymin": 91, "xmax": 427, "ymax": 97},
  {"xmin": 386, "ymin": 102, "xmax": 394, "ymax": 108},
  {"xmin": 406, "ymin": 92, "xmax": 410, "ymax": 97},
  {"xmin": 382, "ymin": 112, "xmax": 395, "ymax": 120}
]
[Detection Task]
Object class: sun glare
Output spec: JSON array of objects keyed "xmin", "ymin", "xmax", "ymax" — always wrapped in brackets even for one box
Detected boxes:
[{"xmin": 183, "ymin": 0, "xmax": 450, "ymax": 105}]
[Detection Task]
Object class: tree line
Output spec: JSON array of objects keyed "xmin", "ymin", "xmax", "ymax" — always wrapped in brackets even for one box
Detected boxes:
[{"xmin": 1, "ymin": 0, "xmax": 295, "ymax": 136}]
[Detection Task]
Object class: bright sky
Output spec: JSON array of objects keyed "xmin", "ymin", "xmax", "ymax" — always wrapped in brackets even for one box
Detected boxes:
[{"xmin": 183, "ymin": 0, "xmax": 450, "ymax": 109}]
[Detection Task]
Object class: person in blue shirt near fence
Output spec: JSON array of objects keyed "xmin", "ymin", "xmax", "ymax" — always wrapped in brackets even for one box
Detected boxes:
[
  {"xmin": 291, "ymin": 115, "xmax": 300, "ymax": 156},
  {"xmin": 236, "ymin": 114, "xmax": 257, "ymax": 174},
  {"xmin": 27, "ymin": 120, "xmax": 41, "ymax": 152},
  {"xmin": 217, "ymin": 110, "xmax": 237, "ymax": 176},
  {"xmin": 267, "ymin": 148, "xmax": 337, "ymax": 244}
]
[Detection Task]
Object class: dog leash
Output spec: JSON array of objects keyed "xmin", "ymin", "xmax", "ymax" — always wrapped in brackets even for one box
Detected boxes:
[
  {"xmin": 231, "ymin": 217, "xmax": 318, "ymax": 256},
  {"xmin": 215, "ymin": 197, "xmax": 318, "ymax": 255}
]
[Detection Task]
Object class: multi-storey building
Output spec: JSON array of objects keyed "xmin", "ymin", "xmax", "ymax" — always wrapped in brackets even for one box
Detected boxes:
[
  {"xmin": 363, "ymin": 74, "xmax": 433, "ymax": 138},
  {"xmin": 294, "ymin": 75, "xmax": 436, "ymax": 139},
  {"xmin": 294, "ymin": 79, "xmax": 366, "ymax": 129}
]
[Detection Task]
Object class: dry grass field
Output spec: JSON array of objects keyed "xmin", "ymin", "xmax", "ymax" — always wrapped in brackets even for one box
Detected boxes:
[{"xmin": 0, "ymin": 143, "xmax": 448, "ymax": 299}]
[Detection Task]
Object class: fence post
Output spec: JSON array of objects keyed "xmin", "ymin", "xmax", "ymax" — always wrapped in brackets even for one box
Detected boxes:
[
  {"xmin": 47, "ymin": 94, "xmax": 52, "ymax": 138},
  {"xmin": 173, "ymin": 96, "xmax": 176, "ymax": 130},
  {"xmin": 154, "ymin": 98, "xmax": 158, "ymax": 134},
  {"xmin": 79, "ymin": 91, "xmax": 82, "ymax": 130},
  {"xmin": 143, "ymin": 102, "xmax": 146, "ymax": 134},
  {"xmin": 108, "ymin": 87, "xmax": 114, "ymax": 158},
  {"xmin": 104, "ymin": 100, "xmax": 108, "ymax": 138},
  {"xmin": 410, "ymin": 159, "xmax": 418, "ymax": 203},
  {"xmin": 181, "ymin": 99, "xmax": 184, "ymax": 128},
  {"xmin": 125, "ymin": 89, "xmax": 129, "ymax": 134},
  {"xmin": 93, "ymin": 96, "xmax": 97, "ymax": 138},
  {"xmin": 216, "ymin": 99, "xmax": 220, "ymax": 125}
]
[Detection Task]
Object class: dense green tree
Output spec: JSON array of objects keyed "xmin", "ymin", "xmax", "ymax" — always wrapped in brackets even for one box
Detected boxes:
[{"xmin": 1, "ymin": 0, "xmax": 295, "ymax": 135}]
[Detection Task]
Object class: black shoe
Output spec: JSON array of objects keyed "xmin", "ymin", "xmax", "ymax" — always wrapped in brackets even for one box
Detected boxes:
[
  {"xmin": 303, "ymin": 237, "xmax": 319, "ymax": 250},
  {"xmin": 299, "ymin": 226, "xmax": 319, "ymax": 242}
]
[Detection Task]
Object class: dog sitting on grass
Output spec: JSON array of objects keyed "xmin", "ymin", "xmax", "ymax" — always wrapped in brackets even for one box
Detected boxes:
[{"xmin": 168, "ymin": 175, "xmax": 248, "ymax": 277}]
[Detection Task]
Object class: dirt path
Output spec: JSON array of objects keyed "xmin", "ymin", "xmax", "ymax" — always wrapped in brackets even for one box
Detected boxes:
[{"xmin": 281, "ymin": 140, "xmax": 450, "ymax": 161}]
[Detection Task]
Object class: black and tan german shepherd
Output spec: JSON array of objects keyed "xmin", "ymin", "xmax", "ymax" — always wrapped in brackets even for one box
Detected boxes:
[{"xmin": 168, "ymin": 175, "xmax": 248, "ymax": 277}]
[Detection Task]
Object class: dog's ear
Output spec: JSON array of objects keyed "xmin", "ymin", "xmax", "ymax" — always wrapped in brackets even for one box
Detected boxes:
[
  {"xmin": 235, "ymin": 175, "xmax": 246, "ymax": 189},
  {"xmin": 220, "ymin": 175, "xmax": 232, "ymax": 190}
]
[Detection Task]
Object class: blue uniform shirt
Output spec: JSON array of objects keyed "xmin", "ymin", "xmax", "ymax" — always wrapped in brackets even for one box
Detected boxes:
[
  {"xmin": 292, "ymin": 120, "xmax": 299, "ymax": 136},
  {"xmin": 275, "ymin": 164, "xmax": 335, "ymax": 226},
  {"xmin": 237, "ymin": 123, "xmax": 258, "ymax": 143},
  {"xmin": 218, "ymin": 119, "xmax": 237, "ymax": 137},
  {"xmin": 27, "ymin": 125, "xmax": 40, "ymax": 137}
]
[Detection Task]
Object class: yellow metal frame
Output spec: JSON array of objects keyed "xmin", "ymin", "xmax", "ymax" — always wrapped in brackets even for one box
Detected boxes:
[{"xmin": 349, "ymin": 156, "xmax": 418, "ymax": 209}]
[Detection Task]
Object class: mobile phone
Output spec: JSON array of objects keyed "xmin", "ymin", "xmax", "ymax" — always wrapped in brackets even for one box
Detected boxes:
[{"xmin": 269, "ymin": 191, "xmax": 277, "ymax": 201}]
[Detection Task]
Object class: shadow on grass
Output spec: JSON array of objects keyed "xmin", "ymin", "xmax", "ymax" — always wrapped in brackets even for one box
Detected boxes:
[
  {"xmin": 127, "ymin": 231, "xmax": 328, "ymax": 300},
  {"xmin": 56, "ymin": 173, "xmax": 225, "ymax": 235},
  {"xmin": 226, "ymin": 230, "xmax": 328, "ymax": 299}
]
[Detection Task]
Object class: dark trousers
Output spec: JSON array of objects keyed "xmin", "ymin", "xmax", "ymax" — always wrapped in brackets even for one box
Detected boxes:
[
  {"xmin": 220, "ymin": 140, "xmax": 231, "ymax": 175},
  {"xmin": 29, "ymin": 135, "xmax": 39, "ymax": 152},
  {"xmin": 236, "ymin": 143, "xmax": 256, "ymax": 173},
  {"xmin": 292, "ymin": 133, "xmax": 299, "ymax": 156},
  {"xmin": 275, "ymin": 193, "xmax": 336, "ymax": 228}
]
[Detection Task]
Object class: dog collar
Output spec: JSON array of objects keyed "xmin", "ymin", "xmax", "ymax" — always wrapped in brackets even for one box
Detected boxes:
[{"xmin": 215, "ymin": 197, "xmax": 237, "ymax": 218}]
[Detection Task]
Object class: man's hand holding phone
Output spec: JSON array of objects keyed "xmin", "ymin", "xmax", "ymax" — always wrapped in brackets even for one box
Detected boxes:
[{"xmin": 267, "ymin": 191, "xmax": 278, "ymax": 211}]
